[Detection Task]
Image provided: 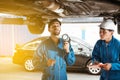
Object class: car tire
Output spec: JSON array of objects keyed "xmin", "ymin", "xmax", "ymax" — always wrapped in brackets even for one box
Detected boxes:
[
  {"xmin": 24, "ymin": 57, "xmax": 34, "ymax": 71},
  {"xmin": 86, "ymin": 60, "xmax": 101, "ymax": 75}
]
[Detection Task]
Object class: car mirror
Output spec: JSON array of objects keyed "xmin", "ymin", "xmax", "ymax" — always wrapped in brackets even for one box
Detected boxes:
[{"xmin": 78, "ymin": 48, "xmax": 83, "ymax": 52}]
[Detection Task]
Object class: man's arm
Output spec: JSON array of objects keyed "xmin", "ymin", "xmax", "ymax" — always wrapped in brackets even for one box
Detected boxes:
[
  {"xmin": 109, "ymin": 44, "xmax": 120, "ymax": 71},
  {"xmin": 64, "ymin": 44, "xmax": 76, "ymax": 66},
  {"xmin": 32, "ymin": 43, "xmax": 47, "ymax": 71},
  {"xmin": 92, "ymin": 41, "xmax": 101, "ymax": 63}
]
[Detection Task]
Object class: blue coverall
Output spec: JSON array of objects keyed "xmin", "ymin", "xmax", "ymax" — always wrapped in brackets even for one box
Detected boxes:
[
  {"xmin": 33, "ymin": 37, "xmax": 76, "ymax": 80},
  {"xmin": 92, "ymin": 36, "xmax": 120, "ymax": 80}
]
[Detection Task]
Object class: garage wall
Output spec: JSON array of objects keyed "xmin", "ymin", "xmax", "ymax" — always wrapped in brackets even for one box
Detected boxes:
[
  {"xmin": 0, "ymin": 25, "xmax": 13, "ymax": 56},
  {"xmin": 0, "ymin": 25, "xmax": 39, "ymax": 56}
]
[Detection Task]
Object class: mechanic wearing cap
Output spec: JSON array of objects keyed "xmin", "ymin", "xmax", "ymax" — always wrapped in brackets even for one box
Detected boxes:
[
  {"xmin": 92, "ymin": 19, "xmax": 120, "ymax": 80},
  {"xmin": 32, "ymin": 19, "xmax": 75, "ymax": 80}
]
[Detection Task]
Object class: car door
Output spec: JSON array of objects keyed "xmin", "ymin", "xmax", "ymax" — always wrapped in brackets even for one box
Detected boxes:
[{"xmin": 68, "ymin": 40, "xmax": 91, "ymax": 69}]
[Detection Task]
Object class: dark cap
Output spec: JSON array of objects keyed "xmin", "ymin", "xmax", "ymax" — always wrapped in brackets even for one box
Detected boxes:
[{"xmin": 48, "ymin": 19, "xmax": 61, "ymax": 28}]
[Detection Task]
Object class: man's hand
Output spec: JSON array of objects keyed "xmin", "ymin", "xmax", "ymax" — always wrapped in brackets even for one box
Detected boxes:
[
  {"xmin": 63, "ymin": 41, "xmax": 70, "ymax": 53},
  {"xmin": 102, "ymin": 63, "xmax": 111, "ymax": 71},
  {"xmin": 47, "ymin": 59, "xmax": 56, "ymax": 67},
  {"xmin": 93, "ymin": 63, "xmax": 111, "ymax": 71},
  {"xmin": 87, "ymin": 62, "xmax": 103, "ymax": 68},
  {"xmin": 87, "ymin": 62, "xmax": 110, "ymax": 70}
]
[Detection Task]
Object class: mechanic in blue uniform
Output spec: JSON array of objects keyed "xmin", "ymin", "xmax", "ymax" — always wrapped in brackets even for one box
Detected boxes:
[
  {"xmin": 32, "ymin": 19, "xmax": 75, "ymax": 80},
  {"xmin": 92, "ymin": 19, "xmax": 120, "ymax": 80}
]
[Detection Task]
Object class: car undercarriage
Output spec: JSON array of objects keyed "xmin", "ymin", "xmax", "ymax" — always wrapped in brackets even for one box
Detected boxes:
[{"xmin": 0, "ymin": 0, "xmax": 120, "ymax": 34}]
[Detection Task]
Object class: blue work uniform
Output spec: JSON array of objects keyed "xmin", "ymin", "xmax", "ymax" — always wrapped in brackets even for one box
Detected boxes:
[
  {"xmin": 92, "ymin": 36, "xmax": 120, "ymax": 80},
  {"xmin": 33, "ymin": 37, "xmax": 75, "ymax": 80}
]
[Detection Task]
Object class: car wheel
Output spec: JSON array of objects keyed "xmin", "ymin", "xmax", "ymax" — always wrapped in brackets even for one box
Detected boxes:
[
  {"xmin": 24, "ymin": 57, "xmax": 34, "ymax": 71},
  {"xmin": 86, "ymin": 60, "xmax": 101, "ymax": 75}
]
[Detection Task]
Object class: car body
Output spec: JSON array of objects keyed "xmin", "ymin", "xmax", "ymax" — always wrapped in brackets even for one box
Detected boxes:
[
  {"xmin": 12, "ymin": 36, "xmax": 101, "ymax": 75},
  {"xmin": 0, "ymin": 0, "xmax": 120, "ymax": 34}
]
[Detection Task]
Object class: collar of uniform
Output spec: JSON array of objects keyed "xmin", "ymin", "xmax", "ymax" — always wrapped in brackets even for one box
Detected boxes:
[{"xmin": 48, "ymin": 37, "xmax": 63, "ymax": 49}]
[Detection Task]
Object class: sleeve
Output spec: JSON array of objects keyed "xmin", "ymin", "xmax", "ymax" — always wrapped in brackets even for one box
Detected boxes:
[
  {"xmin": 110, "ymin": 42, "xmax": 120, "ymax": 70},
  {"xmin": 92, "ymin": 41, "xmax": 101, "ymax": 63},
  {"xmin": 65, "ymin": 44, "xmax": 76, "ymax": 66},
  {"xmin": 32, "ymin": 43, "xmax": 47, "ymax": 71},
  {"xmin": 111, "ymin": 62, "xmax": 120, "ymax": 70}
]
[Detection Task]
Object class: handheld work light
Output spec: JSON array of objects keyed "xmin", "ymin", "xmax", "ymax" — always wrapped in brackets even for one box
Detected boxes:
[{"xmin": 62, "ymin": 34, "xmax": 71, "ymax": 43}]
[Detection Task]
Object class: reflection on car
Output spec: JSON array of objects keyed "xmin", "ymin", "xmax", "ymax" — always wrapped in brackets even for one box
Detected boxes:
[{"xmin": 12, "ymin": 36, "xmax": 101, "ymax": 75}]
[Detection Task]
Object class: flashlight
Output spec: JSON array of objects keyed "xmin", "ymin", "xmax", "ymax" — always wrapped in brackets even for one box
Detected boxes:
[{"xmin": 62, "ymin": 34, "xmax": 71, "ymax": 43}]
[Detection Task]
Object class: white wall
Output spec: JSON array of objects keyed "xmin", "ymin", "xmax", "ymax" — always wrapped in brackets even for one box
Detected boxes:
[
  {"xmin": 0, "ymin": 25, "xmax": 39, "ymax": 56},
  {"xmin": 41, "ymin": 23, "xmax": 100, "ymax": 46}
]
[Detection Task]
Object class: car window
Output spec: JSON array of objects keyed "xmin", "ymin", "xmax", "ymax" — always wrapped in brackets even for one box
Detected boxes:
[
  {"xmin": 22, "ymin": 41, "xmax": 41, "ymax": 50},
  {"xmin": 71, "ymin": 40, "xmax": 91, "ymax": 55}
]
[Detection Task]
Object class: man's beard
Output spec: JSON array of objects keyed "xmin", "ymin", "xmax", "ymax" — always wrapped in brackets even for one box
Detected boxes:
[{"xmin": 53, "ymin": 30, "xmax": 60, "ymax": 35}]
